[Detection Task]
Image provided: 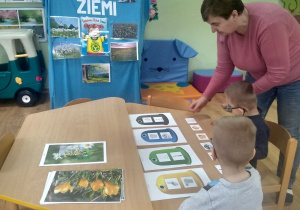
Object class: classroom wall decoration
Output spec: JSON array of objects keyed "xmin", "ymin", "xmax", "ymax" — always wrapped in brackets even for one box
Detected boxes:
[
  {"xmin": 0, "ymin": 8, "xmax": 46, "ymax": 41},
  {"xmin": 43, "ymin": 0, "xmax": 150, "ymax": 108},
  {"xmin": 50, "ymin": 16, "xmax": 80, "ymax": 38},
  {"xmin": 149, "ymin": 0, "xmax": 158, "ymax": 21},
  {"xmin": 52, "ymin": 41, "xmax": 81, "ymax": 59},
  {"xmin": 110, "ymin": 42, "xmax": 138, "ymax": 61},
  {"xmin": 112, "ymin": 23, "xmax": 137, "ymax": 39},
  {"xmin": 282, "ymin": 0, "xmax": 300, "ymax": 14},
  {"xmin": 2, "ymin": 0, "xmax": 42, "ymax": 2},
  {"xmin": 82, "ymin": 63, "xmax": 110, "ymax": 83},
  {"xmin": 80, "ymin": 17, "xmax": 109, "ymax": 55}
]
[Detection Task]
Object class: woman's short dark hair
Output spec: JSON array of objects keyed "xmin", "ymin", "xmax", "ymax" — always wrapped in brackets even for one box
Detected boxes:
[{"xmin": 201, "ymin": 0, "xmax": 245, "ymax": 21}]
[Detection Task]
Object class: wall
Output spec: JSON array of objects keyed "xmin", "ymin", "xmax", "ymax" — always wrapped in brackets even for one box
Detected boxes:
[
  {"xmin": 144, "ymin": 0, "xmax": 283, "ymax": 82},
  {"xmin": 0, "ymin": 0, "xmax": 285, "ymax": 87}
]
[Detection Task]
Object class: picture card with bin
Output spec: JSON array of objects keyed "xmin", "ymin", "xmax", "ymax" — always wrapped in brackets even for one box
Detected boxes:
[
  {"xmin": 129, "ymin": 113, "xmax": 177, "ymax": 128},
  {"xmin": 40, "ymin": 169, "xmax": 124, "ymax": 204},
  {"xmin": 132, "ymin": 127, "xmax": 187, "ymax": 146},
  {"xmin": 144, "ymin": 168, "xmax": 210, "ymax": 201},
  {"xmin": 138, "ymin": 145, "xmax": 202, "ymax": 171}
]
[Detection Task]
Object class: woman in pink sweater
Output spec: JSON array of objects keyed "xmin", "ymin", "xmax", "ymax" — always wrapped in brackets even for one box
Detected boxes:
[{"xmin": 191, "ymin": 0, "xmax": 300, "ymax": 204}]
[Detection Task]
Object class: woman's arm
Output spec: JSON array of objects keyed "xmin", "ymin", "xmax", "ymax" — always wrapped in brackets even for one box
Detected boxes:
[{"xmin": 252, "ymin": 19, "xmax": 292, "ymax": 94}]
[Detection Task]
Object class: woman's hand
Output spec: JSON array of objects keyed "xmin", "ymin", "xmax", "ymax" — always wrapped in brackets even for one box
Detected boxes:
[{"xmin": 189, "ymin": 96, "xmax": 209, "ymax": 112}]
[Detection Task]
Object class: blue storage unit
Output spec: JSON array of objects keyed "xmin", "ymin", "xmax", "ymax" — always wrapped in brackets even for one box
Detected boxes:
[{"xmin": 192, "ymin": 69, "xmax": 243, "ymax": 93}]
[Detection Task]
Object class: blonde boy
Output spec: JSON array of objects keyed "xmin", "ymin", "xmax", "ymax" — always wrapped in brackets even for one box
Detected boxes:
[
  {"xmin": 224, "ymin": 81, "xmax": 269, "ymax": 167},
  {"xmin": 179, "ymin": 116, "xmax": 263, "ymax": 210}
]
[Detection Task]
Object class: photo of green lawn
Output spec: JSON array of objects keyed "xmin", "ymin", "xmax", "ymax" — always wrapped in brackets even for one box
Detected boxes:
[
  {"xmin": 111, "ymin": 42, "xmax": 138, "ymax": 61},
  {"xmin": 82, "ymin": 63, "xmax": 110, "ymax": 83}
]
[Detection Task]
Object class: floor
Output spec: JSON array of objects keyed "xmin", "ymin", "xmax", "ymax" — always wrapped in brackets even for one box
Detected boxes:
[{"xmin": 0, "ymin": 92, "xmax": 299, "ymax": 210}]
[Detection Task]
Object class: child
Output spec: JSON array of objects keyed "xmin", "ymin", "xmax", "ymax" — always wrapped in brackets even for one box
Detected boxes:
[
  {"xmin": 179, "ymin": 116, "xmax": 263, "ymax": 210},
  {"xmin": 223, "ymin": 81, "xmax": 269, "ymax": 168}
]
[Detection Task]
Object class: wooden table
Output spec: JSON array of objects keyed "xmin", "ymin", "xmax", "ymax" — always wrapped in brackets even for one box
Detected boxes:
[
  {"xmin": 0, "ymin": 97, "xmax": 222, "ymax": 210},
  {"xmin": 0, "ymin": 98, "xmax": 152, "ymax": 210}
]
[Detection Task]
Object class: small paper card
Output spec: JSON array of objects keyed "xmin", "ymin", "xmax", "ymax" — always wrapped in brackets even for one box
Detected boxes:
[
  {"xmin": 208, "ymin": 152, "xmax": 213, "ymax": 160},
  {"xmin": 196, "ymin": 133, "xmax": 209, "ymax": 141},
  {"xmin": 215, "ymin": 165, "xmax": 222, "ymax": 174},
  {"xmin": 200, "ymin": 142, "xmax": 213, "ymax": 151},
  {"xmin": 190, "ymin": 124, "xmax": 202, "ymax": 131},
  {"xmin": 185, "ymin": 118, "xmax": 197, "ymax": 124}
]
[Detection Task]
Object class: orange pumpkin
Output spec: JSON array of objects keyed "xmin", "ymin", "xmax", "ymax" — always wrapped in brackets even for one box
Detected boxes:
[
  {"xmin": 103, "ymin": 181, "xmax": 120, "ymax": 196},
  {"xmin": 54, "ymin": 181, "xmax": 73, "ymax": 194},
  {"xmin": 78, "ymin": 177, "xmax": 89, "ymax": 188},
  {"xmin": 90, "ymin": 179, "xmax": 104, "ymax": 191}
]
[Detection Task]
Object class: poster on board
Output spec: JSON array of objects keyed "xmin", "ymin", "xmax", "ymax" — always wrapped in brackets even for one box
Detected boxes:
[{"xmin": 80, "ymin": 17, "xmax": 109, "ymax": 55}]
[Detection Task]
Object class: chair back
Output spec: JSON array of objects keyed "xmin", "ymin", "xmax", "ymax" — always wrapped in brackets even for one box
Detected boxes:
[
  {"xmin": 265, "ymin": 121, "xmax": 296, "ymax": 157},
  {"xmin": 261, "ymin": 121, "xmax": 297, "ymax": 210},
  {"xmin": 147, "ymin": 95, "xmax": 192, "ymax": 112},
  {"xmin": 64, "ymin": 98, "xmax": 92, "ymax": 107},
  {"xmin": 0, "ymin": 133, "xmax": 15, "ymax": 170}
]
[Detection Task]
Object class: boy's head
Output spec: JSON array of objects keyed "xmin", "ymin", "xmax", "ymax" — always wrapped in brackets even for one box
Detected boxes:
[
  {"xmin": 212, "ymin": 116, "xmax": 256, "ymax": 167},
  {"xmin": 224, "ymin": 81, "xmax": 257, "ymax": 115}
]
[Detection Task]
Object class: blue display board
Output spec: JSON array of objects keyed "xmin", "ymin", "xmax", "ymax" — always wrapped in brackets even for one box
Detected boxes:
[{"xmin": 43, "ymin": 0, "xmax": 150, "ymax": 108}]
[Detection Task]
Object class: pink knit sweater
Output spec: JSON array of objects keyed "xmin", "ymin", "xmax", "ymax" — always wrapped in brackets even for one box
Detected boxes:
[{"xmin": 203, "ymin": 2, "xmax": 300, "ymax": 99}]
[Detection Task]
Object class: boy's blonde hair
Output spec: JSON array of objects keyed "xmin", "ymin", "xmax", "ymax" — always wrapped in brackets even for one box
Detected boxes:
[
  {"xmin": 212, "ymin": 116, "xmax": 256, "ymax": 167},
  {"xmin": 224, "ymin": 81, "xmax": 257, "ymax": 110}
]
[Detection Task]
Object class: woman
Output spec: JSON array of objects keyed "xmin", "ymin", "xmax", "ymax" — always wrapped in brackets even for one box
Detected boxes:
[{"xmin": 191, "ymin": 0, "xmax": 300, "ymax": 204}]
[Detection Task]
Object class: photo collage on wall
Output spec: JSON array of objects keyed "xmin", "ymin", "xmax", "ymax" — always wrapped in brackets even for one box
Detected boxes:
[
  {"xmin": 0, "ymin": 8, "xmax": 46, "ymax": 41},
  {"xmin": 49, "ymin": 0, "xmax": 139, "ymax": 83}
]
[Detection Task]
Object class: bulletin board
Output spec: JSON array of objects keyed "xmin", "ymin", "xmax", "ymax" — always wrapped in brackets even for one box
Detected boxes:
[{"xmin": 43, "ymin": 0, "xmax": 150, "ymax": 108}]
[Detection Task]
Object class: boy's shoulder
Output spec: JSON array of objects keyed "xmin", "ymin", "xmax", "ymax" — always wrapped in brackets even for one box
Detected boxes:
[
  {"xmin": 179, "ymin": 167, "xmax": 262, "ymax": 210},
  {"xmin": 203, "ymin": 166, "xmax": 259, "ymax": 191}
]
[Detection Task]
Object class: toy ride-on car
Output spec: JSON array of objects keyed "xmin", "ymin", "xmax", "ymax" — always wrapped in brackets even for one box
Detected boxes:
[{"xmin": 0, "ymin": 29, "xmax": 45, "ymax": 107}]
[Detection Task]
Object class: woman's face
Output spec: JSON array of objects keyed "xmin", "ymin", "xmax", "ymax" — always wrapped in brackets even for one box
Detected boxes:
[{"xmin": 207, "ymin": 14, "xmax": 237, "ymax": 36}]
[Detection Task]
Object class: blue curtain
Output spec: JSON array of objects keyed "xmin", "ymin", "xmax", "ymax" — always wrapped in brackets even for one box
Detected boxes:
[{"xmin": 43, "ymin": 0, "xmax": 150, "ymax": 108}]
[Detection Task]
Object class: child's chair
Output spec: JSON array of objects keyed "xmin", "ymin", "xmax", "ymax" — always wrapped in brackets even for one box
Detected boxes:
[
  {"xmin": 257, "ymin": 121, "xmax": 297, "ymax": 210},
  {"xmin": 0, "ymin": 133, "xmax": 20, "ymax": 210},
  {"xmin": 64, "ymin": 98, "xmax": 92, "ymax": 107},
  {"xmin": 0, "ymin": 133, "xmax": 15, "ymax": 170}
]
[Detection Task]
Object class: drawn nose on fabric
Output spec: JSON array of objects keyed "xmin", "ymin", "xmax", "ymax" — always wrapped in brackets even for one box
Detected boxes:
[{"xmin": 157, "ymin": 67, "xmax": 163, "ymax": 72}]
